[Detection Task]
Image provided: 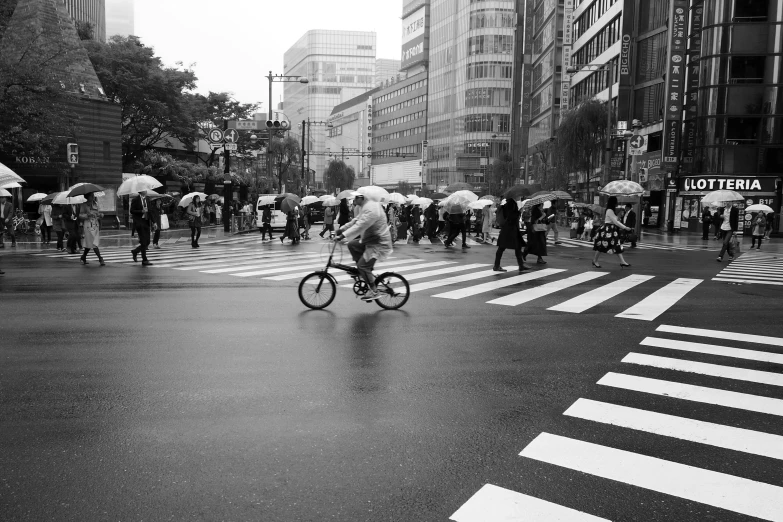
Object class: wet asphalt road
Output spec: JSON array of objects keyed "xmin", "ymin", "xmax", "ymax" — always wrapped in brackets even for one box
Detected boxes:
[{"xmin": 1, "ymin": 241, "xmax": 781, "ymax": 521}]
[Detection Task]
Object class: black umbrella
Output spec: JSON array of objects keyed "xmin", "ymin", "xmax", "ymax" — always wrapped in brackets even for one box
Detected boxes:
[
  {"xmin": 430, "ymin": 192, "xmax": 448, "ymax": 199},
  {"xmin": 504, "ymin": 185, "xmax": 532, "ymax": 200},
  {"xmin": 280, "ymin": 197, "xmax": 300, "ymax": 214},
  {"xmin": 67, "ymin": 183, "xmax": 104, "ymax": 197}
]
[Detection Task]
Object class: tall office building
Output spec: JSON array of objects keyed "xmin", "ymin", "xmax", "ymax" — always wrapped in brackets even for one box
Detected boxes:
[
  {"xmin": 62, "ymin": 0, "xmax": 105, "ymax": 41},
  {"xmin": 426, "ymin": 0, "xmax": 518, "ymax": 190},
  {"xmin": 375, "ymin": 58, "xmax": 401, "ymax": 86},
  {"xmin": 283, "ymin": 30, "xmax": 377, "ymax": 187},
  {"xmin": 105, "ymin": 0, "xmax": 133, "ymax": 38}
]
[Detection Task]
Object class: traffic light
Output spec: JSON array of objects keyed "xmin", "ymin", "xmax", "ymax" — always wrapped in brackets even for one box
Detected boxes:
[
  {"xmin": 266, "ymin": 120, "xmax": 290, "ymax": 130},
  {"xmin": 67, "ymin": 143, "xmax": 79, "ymax": 165}
]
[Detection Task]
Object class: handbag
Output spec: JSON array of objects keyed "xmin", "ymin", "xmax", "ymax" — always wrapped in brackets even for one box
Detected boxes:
[
  {"xmin": 160, "ymin": 214, "xmax": 170, "ymax": 230},
  {"xmin": 532, "ymin": 223, "xmax": 547, "ymax": 232},
  {"xmin": 627, "ymin": 231, "xmax": 638, "ymax": 243}
]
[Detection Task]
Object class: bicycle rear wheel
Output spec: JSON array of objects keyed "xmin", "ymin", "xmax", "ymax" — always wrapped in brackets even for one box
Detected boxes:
[
  {"xmin": 298, "ymin": 271, "xmax": 336, "ymax": 310},
  {"xmin": 374, "ymin": 272, "xmax": 409, "ymax": 310}
]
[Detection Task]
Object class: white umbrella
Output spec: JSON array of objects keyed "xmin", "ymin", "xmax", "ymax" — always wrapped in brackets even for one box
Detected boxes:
[
  {"xmin": 746, "ymin": 204, "xmax": 774, "ymax": 213},
  {"xmin": 387, "ymin": 192, "xmax": 406, "ymax": 204},
  {"xmin": 405, "ymin": 194, "xmax": 418, "ymax": 202},
  {"xmin": 1, "ymin": 181, "xmax": 22, "ymax": 189},
  {"xmin": 178, "ymin": 192, "xmax": 208, "ymax": 207},
  {"xmin": 469, "ymin": 199, "xmax": 493, "ymax": 210},
  {"xmin": 52, "ymin": 191, "xmax": 86, "ymax": 205},
  {"xmin": 357, "ymin": 185, "xmax": 390, "ymax": 203},
  {"xmin": 701, "ymin": 190, "xmax": 744, "ymax": 205},
  {"xmin": 318, "ymin": 194, "xmax": 333, "ymax": 201},
  {"xmin": 322, "ymin": 196, "xmax": 340, "ymax": 207},
  {"xmin": 301, "ymin": 195, "xmax": 320, "ymax": 205},
  {"xmin": 0, "ymin": 161, "xmax": 24, "ymax": 187},
  {"xmin": 447, "ymin": 190, "xmax": 479, "ymax": 203},
  {"xmin": 117, "ymin": 175, "xmax": 162, "ymax": 196},
  {"xmin": 415, "ymin": 197, "xmax": 433, "ymax": 207},
  {"xmin": 27, "ymin": 193, "xmax": 48, "ymax": 203},
  {"xmin": 0, "ymin": 188, "xmax": 12, "ymax": 198}
]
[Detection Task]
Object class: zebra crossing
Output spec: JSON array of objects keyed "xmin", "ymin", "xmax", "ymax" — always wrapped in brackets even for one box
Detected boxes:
[
  {"xmin": 451, "ymin": 325, "xmax": 783, "ymax": 522},
  {"xmin": 36, "ymin": 245, "xmax": 703, "ymax": 321},
  {"xmin": 714, "ymin": 251, "xmax": 783, "ymax": 286}
]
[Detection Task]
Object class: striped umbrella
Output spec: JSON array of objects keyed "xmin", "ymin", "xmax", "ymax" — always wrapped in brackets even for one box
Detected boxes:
[
  {"xmin": 532, "ymin": 190, "xmax": 573, "ymax": 201},
  {"xmin": 599, "ymin": 180, "xmax": 644, "ymax": 196},
  {"xmin": 520, "ymin": 192, "xmax": 558, "ymax": 209},
  {"xmin": 0, "ymin": 161, "xmax": 24, "ymax": 187}
]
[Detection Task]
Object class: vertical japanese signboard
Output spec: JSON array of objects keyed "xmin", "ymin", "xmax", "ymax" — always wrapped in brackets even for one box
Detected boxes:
[
  {"xmin": 617, "ymin": 0, "xmax": 635, "ymax": 126},
  {"xmin": 682, "ymin": 0, "xmax": 704, "ymax": 171},
  {"xmin": 662, "ymin": 0, "xmax": 689, "ymax": 171},
  {"xmin": 560, "ymin": 0, "xmax": 574, "ymax": 112},
  {"xmin": 518, "ymin": 0, "xmax": 535, "ymax": 157}
]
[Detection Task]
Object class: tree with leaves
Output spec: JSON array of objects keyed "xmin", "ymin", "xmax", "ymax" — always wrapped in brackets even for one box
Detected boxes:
[
  {"xmin": 84, "ymin": 36, "xmax": 199, "ymax": 169},
  {"xmin": 324, "ymin": 160, "xmax": 355, "ymax": 193},
  {"xmin": 267, "ymin": 135, "xmax": 301, "ymax": 194},
  {"xmin": 0, "ymin": 7, "xmax": 79, "ymax": 162},
  {"xmin": 555, "ymin": 98, "xmax": 611, "ymax": 190},
  {"xmin": 486, "ymin": 153, "xmax": 515, "ymax": 195}
]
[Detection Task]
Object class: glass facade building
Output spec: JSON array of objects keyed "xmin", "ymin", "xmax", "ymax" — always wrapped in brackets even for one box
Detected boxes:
[
  {"xmin": 375, "ymin": 58, "xmax": 402, "ymax": 86},
  {"xmin": 283, "ymin": 30, "xmax": 377, "ymax": 187},
  {"xmin": 63, "ymin": 0, "xmax": 106, "ymax": 41},
  {"xmin": 427, "ymin": 0, "xmax": 517, "ymax": 190}
]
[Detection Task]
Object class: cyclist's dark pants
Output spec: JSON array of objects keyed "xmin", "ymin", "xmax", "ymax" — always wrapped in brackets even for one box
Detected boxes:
[{"xmin": 347, "ymin": 239, "xmax": 377, "ymax": 290}]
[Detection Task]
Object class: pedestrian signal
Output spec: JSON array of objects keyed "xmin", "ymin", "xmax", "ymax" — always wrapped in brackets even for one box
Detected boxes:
[
  {"xmin": 266, "ymin": 120, "xmax": 290, "ymax": 130},
  {"xmin": 67, "ymin": 143, "xmax": 79, "ymax": 165}
]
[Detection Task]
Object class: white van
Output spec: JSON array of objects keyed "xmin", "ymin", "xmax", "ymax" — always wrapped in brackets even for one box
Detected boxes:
[{"xmin": 256, "ymin": 194, "xmax": 288, "ymax": 229}]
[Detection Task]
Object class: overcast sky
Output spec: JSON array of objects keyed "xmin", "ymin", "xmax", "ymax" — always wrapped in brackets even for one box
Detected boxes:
[{"xmin": 135, "ymin": 0, "xmax": 402, "ymax": 115}]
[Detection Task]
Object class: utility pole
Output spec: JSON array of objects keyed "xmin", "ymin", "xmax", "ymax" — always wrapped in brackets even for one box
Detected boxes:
[
  {"xmin": 222, "ymin": 119, "xmax": 232, "ymax": 232},
  {"xmin": 301, "ymin": 120, "xmax": 307, "ymax": 194}
]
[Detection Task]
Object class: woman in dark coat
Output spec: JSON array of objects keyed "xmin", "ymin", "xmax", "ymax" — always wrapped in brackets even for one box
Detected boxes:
[
  {"xmin": 338, "ymin": 198, "xmax": 351, "ymax": 228},
  {"xmin": 494, "ymin": 198, "xmax": 530, "ymax": 272},
  {"xmin": 524, "ymin": 203, "xmax": 548, "ymax": 264}
]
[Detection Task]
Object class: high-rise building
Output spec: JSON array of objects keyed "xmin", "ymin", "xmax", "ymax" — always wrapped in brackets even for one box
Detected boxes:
[
  {"xmin": 283, "ymin": 30, "xmax": 377, "ymax": 187},
  {"xmin": 326, "ymin": 88, "xmax": 379, "ymax": 185},
  {"xmin": 62, "ymin": 0, "xmax": 105, "ymax": 41},
  {"xmin": 375, "ymin": 58, "xmax": 401, "ymax": 86},
  {"xmin": 426, "ymin": 0, "xmax": 518, "ymax": 191},
  {"xmin": 104, "ymin": 0, "xmax": 133, "ymax": 38}
]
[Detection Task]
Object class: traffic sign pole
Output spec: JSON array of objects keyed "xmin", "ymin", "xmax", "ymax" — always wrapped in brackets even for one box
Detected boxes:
[{"xmin": 223, "ymin": 119, "xmax": 232, "ymax": 232}]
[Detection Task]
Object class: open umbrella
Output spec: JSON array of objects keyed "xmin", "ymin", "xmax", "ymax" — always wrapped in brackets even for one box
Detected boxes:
[
  {"xmin": 208, "ymin": 193, "xmax": 220, "ymax": 200},
  {"xmin": 0, "ymin": 161, "xmax": 24, "ymax": 187},
  {"xmin": 469, "ymin": 199, "xmax": 494, "ymax": 210},
  {"xmin": 701, "ymin": 189, "xmax": 744, "ymax": 205},
  {"xmin": 520, "ymin": 193, "xmax": 557, "ymax": 209},
  {"xmin": 117, "ymin": 175, "xmax": 162, "ymax": 196},
  {"xmin": 68, "ymin": 182, "xmax": 105, "ymax": 197},
  {"xmin": 430, "ymin": 192, "xmax": 448, "ymax": 199},
  {"xmin": 301, "ymin": 195, "xmax": 320, "ymax": 205},
  {"xmin": 533, "ymin": 190, "xmax": 573, "ymax": 201},
  {"xmin": 322, "ymin": 196, "xmax": 340, "ymax": 207},
  {"xmin": 335, "ymin": 189, "xmax": 355, "ymax": 200},
  {"xmin": 357, "ymin": 185, "xmax": 390, "ymax": 203},
  {"xmin": 26, "ymin": 193, "xmax": 48, "ymax": 203},
  {"xmin": 447, "ymin": 189, "xmax": 478, "ymax": 203},
  {"xmin": 415, "ymin": 197, "xmax": 433, "ymax": 207},
  {"xmin": 178, "ymin": 192, "xmax": 208, "ymax": 207},
  {"xmin": 53, "ymin": 191, "xmax": 86, "ymax": 205},
  {"xmin": 318, "ymin": 194, "xmax": 333, "ymax": 201},
  {"xmin": 443, "ymin": 195, "xmax": 471, "ymax": 214},
  {"xmin": 444, "ymin": 182, "xmax": 473, "ymax": 193},
  {"xmin": 387, "ymin": 192, "xmax": 406, "ymax": 204},
  {"xmin": 599, "ymin": 180, "xmax": 644, "ymax": 196},
  {"xmin": 0, "ymin": 188, "xmax": 12, "ymax": 198},
  {"xmin": 504, "ymin": 185, "xmax": 533, "ymax": 200},
  {"xmin": 1, "ymin": 181, "xmax": 22, "ymax": 189},
  {"xmin": 280, "ymin": 197, "xmax": 299, "ymax": 214},
  {"xmin": 746, "ymin": 204, "xmax": 774, "ymax": 213}
]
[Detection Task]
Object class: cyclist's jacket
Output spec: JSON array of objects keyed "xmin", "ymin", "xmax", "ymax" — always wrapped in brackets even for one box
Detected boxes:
[{"xmin": 340, "ymin": 201, "xmax": 393, "ymax": 262}]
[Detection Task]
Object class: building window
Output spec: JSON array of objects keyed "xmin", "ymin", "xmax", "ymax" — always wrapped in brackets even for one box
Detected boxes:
[
  {"xmin": 638, "ymin": 0, "xmax": 669, "ymax": 34},
  {"xmin": 636, "ymin": 32, "xmax": 668, "ymax": 83},
  {"xmin": 730, "ymin": 56, "xmax": 766, "ymax": 83},
  {"xmin": 734, "ymin": 0, "xmax": 769, "ymax": 20},
  {"xmin": 102, "ymin": 141, "xmax": 110, "ymax": 161},
  {"xmin": 467, "ymin": 35, "xmax": 514, "ymax": 55},
  {"xmin": 633, "ymin": 83, "xmax": 665, "ymax": 124}
]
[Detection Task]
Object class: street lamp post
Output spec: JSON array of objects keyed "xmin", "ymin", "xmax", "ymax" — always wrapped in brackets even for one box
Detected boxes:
[
  {"xmin": 266, "ymin": 72, "xmax": 309, "ymax": 194},
  {"xmin": 567, "ymin": 63, "xmax": 613, "ymax": 196}
]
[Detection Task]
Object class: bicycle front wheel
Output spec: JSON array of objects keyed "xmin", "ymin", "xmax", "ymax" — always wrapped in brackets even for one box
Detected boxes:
[
  {"xmin": 374, "ymin": 272, "xmax": 410, "ymax": 310},
  {"xmin": 298, "ymin": 271, "xmax": 336, "ymax": 310}
]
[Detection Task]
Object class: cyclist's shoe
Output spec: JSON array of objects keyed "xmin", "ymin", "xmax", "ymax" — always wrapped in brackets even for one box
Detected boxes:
[{"xmin": 361, "ymin": 290, "xmax": 381, "ymax": 301}]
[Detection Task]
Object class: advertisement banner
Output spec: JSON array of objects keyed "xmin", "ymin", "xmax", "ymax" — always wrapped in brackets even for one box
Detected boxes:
[
  {"xmin": 617, "ymin": 0, "xmax": 635, "ymax": 124},
  {"xmin": 682, "ymin": 1, "xmax": 703, "ymax": 172},
  {"xmin": 561, "ymin": 0, "xmax": 574, "ymax": 112},
  {"xmin": 401, "ymin": 6, "xmax": 426, "ymax": 45},
  {"xmin": 401, "ymin": 33, "xmax": 427, "ymax": 70},
  {"xmin": 661, "ymin": 0, "xmax": 689, "ymax": 171}
]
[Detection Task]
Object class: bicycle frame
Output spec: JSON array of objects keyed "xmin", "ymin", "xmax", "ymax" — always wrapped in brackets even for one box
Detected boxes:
[{"xmin": 323, "ymin": 240, "xmax": 359, "ymax": 276}]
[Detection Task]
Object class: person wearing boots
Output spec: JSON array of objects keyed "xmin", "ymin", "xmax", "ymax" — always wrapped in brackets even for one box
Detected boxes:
[
  {"xmin": 62, "ymin": 201, "xmax": 80, "ymax": 254},
  {"xmin": 186, "ymin": 195, "xmax": 204, "ymax": 248},
  {"xmin": 260, "ymin": 205, "xmax": 274, "ymax": 240},
  {"xmin": 78, "ymin": 192, "xmax": 105, "ymax": 266},
  {"xmin": 494, "ymin": 198, "xmax": 529, "ymax": 272}
]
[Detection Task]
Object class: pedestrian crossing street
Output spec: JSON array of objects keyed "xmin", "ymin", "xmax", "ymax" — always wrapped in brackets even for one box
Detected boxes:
[
  {"xmin": 400, "ymin": 234, "xmax": 713, "ymax": 252},
  {"xmin": 714, "ymin": 251, "xmax": 783, "ymax": 286},
  {"xmin": 451, "ymin": 324, "xmax": 783, "ymax": 522},
  {"xmin": 37, "ymin": 243, "xmax": 703, "ymax": 322}
]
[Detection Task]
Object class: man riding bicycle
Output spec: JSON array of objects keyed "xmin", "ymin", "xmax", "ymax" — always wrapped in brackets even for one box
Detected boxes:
[{"xmin": 334, "ymin": 191, "xmax": 393, "ymax": 301}]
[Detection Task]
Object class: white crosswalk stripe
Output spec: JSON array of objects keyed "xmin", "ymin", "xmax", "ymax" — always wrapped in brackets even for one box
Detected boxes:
[
  {"xmin": 714, "ymin": 252, "xmax": 783, "ymax": 286},
  {"xmin": 614, "ymin": 278, "xmax": 701, "ymax": 321},
  {"xmin": 433, "ymin": 269, "xmax": 566, "ymax": 300},
  {"xmin": 487, "ymin": 271, "xmax": 607, "ymax": 307},
  {"xmin": 453, "ymin": 325, "xmax": 783, "ymax": 521},
  {"xmin": 281, "ymin": 260, "xmax": 450, "ymax": 283},
  {"xmin": 549, "ymin": 274, "xmax": 655, "ymax": 313}
]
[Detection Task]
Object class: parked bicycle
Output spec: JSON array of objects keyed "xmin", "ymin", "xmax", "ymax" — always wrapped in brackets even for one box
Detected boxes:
[{"xmin": 298, "ymin": 241, "xmax": 410, "ymax": 310}]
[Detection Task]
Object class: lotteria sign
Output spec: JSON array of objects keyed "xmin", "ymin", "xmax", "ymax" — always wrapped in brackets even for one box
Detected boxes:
[{"xmin": 679, "ymin": 176, "xmax": 776, "ymax": 192}]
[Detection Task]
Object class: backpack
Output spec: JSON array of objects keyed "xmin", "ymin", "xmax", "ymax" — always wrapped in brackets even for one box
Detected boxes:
[{"xmin": 495, "ymin": 205, "xmax": 506, "ymax": 227}]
